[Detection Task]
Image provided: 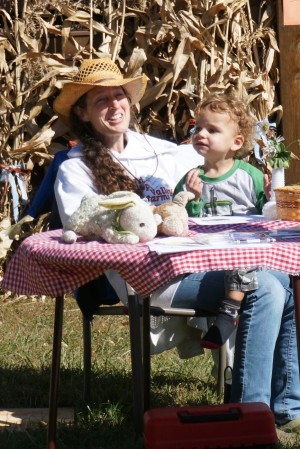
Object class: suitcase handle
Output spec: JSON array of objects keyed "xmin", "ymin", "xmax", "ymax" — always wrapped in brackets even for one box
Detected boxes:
[{"xmin": 179, "ymin": 408, "xmax": 240, "ymax": 424}]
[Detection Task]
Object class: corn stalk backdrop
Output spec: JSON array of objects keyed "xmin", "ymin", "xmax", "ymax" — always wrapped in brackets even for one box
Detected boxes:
[{"xmin": 0, "ymin": 0, "xmax": 280, "ymax": 266}]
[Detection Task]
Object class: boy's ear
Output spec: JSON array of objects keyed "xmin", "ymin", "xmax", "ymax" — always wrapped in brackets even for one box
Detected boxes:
[{"xmin": 231, "ymin": 135, "xmax": 244, "ymax": 152}]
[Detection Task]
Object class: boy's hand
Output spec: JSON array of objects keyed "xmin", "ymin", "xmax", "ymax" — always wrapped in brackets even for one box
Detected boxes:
[
  {"xmin": 185, "ymin": 169, "xmax": 203, "ymax": 202},
  {"xmin": 264, "ymin": 174, "xmax": 272, "ymax": 200}
]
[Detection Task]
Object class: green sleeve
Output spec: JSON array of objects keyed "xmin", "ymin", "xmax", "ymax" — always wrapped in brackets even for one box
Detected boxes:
[
  {"xmin": 256, "ymin": 191, "xmax": 268, "ymax": 214},
  {"xmin": 173, "ymin": 171, "xmax": 204, "ymax": 217},
  {"xmin": 239, "ymin": 161, "xmax": 268, "ymax": 213},
  {"xmin": 186, "ymin": 199, "xmax": 203, "ymax": 217},
  {"xmin": 251, "ymin": 170, "xmax": 268, "ymax": 214}
]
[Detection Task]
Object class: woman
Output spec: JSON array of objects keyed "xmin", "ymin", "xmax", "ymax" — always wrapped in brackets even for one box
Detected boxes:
[
  {"xmin": 54, "ymin": 57, "xmax": 200, "ymax": 224},
  {"xmin": 53, "ymin": 57, "xmax": 300, "ymax": 432}
]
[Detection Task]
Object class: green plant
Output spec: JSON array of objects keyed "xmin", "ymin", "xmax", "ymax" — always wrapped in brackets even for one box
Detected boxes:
[{"xmin": 254, "ymin": 118, "xmax": 300, "ymax": 171}]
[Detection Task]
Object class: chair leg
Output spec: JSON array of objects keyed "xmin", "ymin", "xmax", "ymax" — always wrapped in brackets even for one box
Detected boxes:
[
  {"xmin": 82, "ymin": 316, "xmax": 92, "ymax": 405},
  {"xmin": 47, "ymin": 295, "xmax": 64, "ymax": 449},
  {"xmin": 128, "ymin": 294, "xmax": 145, "ymax": 435}
]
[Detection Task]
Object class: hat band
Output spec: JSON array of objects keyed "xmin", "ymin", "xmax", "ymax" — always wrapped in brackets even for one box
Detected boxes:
[{"xmin": 87, "ymin": 76, "xmax": 123, "ymax": 85}]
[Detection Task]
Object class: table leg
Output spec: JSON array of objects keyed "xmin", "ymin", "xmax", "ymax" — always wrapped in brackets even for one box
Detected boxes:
[
  {"xmin": 47, "ymin": 295, "xmax": 64, "ymax": 449},
  {"xmin": 292, "ymin": 276, "xmax": 300, "ymax": 372},
  {"xmin": 128, "ymin": 294, "xmax": 144, "ymax": 434},
  {"xmin": 142, "ymin": 296, "xmax": 151, "ymax": 412}
]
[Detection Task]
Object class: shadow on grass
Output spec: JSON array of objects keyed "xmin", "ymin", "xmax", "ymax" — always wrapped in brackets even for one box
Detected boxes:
[
  {"xmin": 0, "ymin": 365, "xmax": 215, "ymax": 449},
  {"xmin": 0, "ymin": 365, "xmax": 142, "ymax": 408},
  {"xmin": 0, "ymin": 366, "xmax": 142, "ymax": 449},
  {"xmin": 0, "ymin": 422, "xmax": 143, "ymax": 449},
  {"xmin": 0, "ymin": 367, "xmax": 297, "ymax": 449}
]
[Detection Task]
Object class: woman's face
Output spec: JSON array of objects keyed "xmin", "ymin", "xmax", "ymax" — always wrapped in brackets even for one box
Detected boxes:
[{"xmin": 75, "ymin": 85, "xmax": 131, "ymax": 146}]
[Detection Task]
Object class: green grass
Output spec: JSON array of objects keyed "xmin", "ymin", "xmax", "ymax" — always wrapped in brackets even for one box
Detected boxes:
[{"xmin": 0, "ymin": 294, "xmax": 299, "ymax": 448}]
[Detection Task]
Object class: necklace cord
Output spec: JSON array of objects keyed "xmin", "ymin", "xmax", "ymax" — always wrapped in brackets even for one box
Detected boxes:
[{"xmin": 108, "ymin": 113, "xmax": 159, "ymax": 193}]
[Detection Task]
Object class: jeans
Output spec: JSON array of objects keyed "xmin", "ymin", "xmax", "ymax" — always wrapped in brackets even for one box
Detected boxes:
[{"xmin": 172, "ymin": 270, "xmax": 300, "ymax": 424}]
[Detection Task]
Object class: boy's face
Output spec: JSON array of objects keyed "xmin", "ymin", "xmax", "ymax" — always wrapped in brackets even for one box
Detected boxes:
[{"xmin": 191, "ymin": 108, "xmax": 244, "ymax": 161}]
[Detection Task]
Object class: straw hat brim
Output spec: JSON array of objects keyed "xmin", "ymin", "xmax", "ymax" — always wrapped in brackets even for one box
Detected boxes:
[{"xmin": 53, "ymin": 74, "xmax": 147, "ymax": 124}]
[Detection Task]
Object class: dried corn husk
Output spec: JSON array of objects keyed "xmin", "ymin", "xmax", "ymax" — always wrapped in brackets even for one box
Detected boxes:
[{"xmin": 0, "ymin": 0, "xmax": 281, "ymax": 267}]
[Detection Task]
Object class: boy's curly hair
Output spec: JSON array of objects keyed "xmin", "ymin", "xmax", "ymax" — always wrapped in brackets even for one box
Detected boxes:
[{"xmin": 195, "ymin": 93, "xmax": 256, "ymax": 158}]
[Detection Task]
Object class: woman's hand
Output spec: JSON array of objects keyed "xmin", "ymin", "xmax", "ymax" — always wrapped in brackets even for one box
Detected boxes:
[
  {"xmin": 185, "ymin": 169, "xmax": 203, "ymax": 202},
  {"xmin": 264, "ymin": 173, "xmax": 272, "ymax": 201}
]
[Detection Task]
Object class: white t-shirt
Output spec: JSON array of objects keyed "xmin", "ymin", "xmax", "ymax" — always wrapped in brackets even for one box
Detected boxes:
[{"xmin": 55, "ymin": 129, "xmax": 202, "ymax": 226}]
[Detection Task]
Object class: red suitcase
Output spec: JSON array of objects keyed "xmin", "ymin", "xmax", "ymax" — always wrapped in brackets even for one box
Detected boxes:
[{"xmin": 144, "ymin": 402, "xmax": 277, "ymax": 449}]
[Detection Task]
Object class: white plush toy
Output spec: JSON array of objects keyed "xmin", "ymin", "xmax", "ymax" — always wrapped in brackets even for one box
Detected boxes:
[{"xmin": 63, "ymin": 191, "xmax": 162, "ymax": 244}]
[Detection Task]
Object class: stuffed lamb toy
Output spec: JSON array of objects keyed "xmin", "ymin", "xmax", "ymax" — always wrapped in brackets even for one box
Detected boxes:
[{"xmin": 63, "ymin": 191, "xmax": 162, "ymax": 244}]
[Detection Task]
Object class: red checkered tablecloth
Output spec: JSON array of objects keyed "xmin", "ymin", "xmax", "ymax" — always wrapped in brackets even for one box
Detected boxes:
[{"xmin": 2, "ymin": 220, "xmax": 300, "ymax": 298}]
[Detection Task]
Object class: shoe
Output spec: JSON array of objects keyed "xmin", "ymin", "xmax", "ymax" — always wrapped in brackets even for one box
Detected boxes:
[
  {"xmin": 200, "ymin": 313, "xmax": 237, "ymax": 349},
  {"xmin": 278, "ymin": 418, "xmax": 300, "ymax": 433}
]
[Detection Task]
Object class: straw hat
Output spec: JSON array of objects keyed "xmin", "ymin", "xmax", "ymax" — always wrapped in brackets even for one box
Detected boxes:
[{"xmin": 53, "ymin": 57, "xmax": 147, "ymax": 123}]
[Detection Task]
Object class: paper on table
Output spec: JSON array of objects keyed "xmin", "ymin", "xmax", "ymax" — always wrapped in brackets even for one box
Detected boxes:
[
  {"xmin": 147, "ymin": 233, "xmax": 274, "ymax": 255},
  {"xmin": 194, "ymin": 231, "xmax": 275, "ymax": 245},
  {"xmin": 147, "ymin": 237, "xmax": 224, "ymax": 254},
  {"xmin": 189, "ymin": 215, "xmax": 267, "ymax": 226},
  {"xmin": 269, "ymin": 228, "xmax": 300, "ymax": 239}
]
